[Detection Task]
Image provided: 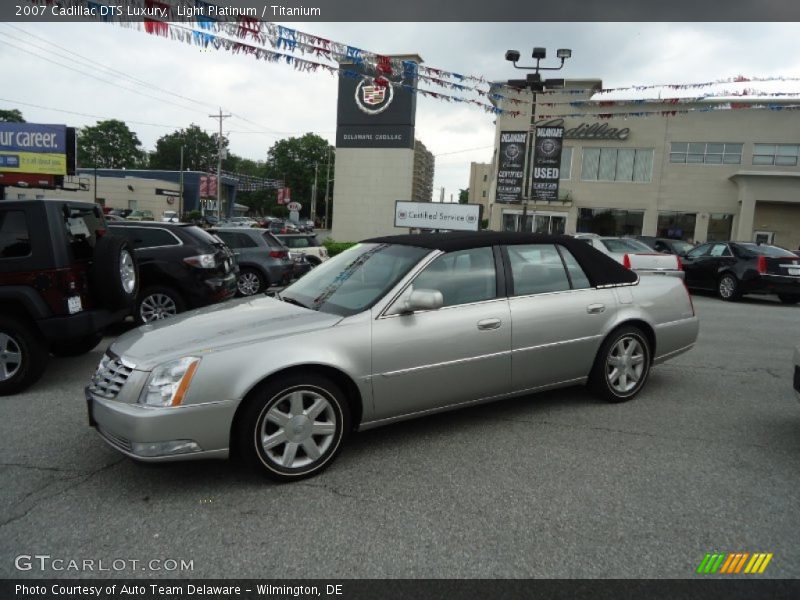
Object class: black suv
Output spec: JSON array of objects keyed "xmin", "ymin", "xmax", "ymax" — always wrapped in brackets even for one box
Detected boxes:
[
  {"xmin": 107, "ymin": 221, "xmax": 237, "ymax": 324},
  {"xmin": 0, "ymin": 200, "xmax": 139, "ymax": 395}
]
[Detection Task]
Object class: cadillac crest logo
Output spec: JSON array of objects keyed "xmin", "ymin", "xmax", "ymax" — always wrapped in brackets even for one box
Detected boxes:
[{"xmin": 355, "ymin": 79, "xmax": 394, "ymax": 115}]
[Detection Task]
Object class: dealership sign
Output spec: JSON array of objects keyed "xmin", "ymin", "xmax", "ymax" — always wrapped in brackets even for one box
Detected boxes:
[
  {"xmin": 496, "ymin": 131, "xmax": 527, "ymax": 203},
  {"xmin": 394, "ymin": 201, "xmax": 482, "ymax": 231},
  {"xmin": 286, "ymin": 202, "xmax": 302, "ymax": 212},
  {"xmin": 0, "ymin": 123, "xmax": 70, "ymax": 175},
  {"xmin": 530, "ymin": 125, "xmax": 564, "ymax": 202},
  {"xmin": 535, "ymin": 118, "xmax": 630, "ymax": 141}
]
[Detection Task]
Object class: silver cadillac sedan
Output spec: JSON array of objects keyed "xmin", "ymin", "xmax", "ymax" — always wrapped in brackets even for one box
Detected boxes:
[{"xmin": 86, "ymin": 232, "xmax": 699, "ymax": 481}]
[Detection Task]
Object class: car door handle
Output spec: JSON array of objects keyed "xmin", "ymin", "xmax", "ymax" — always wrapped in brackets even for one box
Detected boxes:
[
  {"xmin": 586, "ymin": 303, "xmax": 606, "ymax": 314},
  {"xmin": 477, "ymin": 318, "xmax": 502, "ymax": 331}
]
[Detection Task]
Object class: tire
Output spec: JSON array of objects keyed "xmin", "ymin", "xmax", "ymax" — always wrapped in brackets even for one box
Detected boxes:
[
  {"xmin": 0, "ymin": 315, "xmax": 49, "ymax": 396},
  {"xmin": 134, "ymin": 286, "xmax": 185, "ymax": 325},
  {"xmin": 306, "ymin": 256, "xmax": 321, "ymax": 267},
  {"xmin": 236, "ymin": 268, "xmax": 267, "ymax": 297},
  {"xmin": 588, "ymin": 325, "xmax": 651, "ymax": 403},
  {"xmin": 778, "ymin": 294, "xmax": 800, "ymax": 305},
  {"xmin": 717, "ymin": 273, "xmax": 741, "ymax": 301},
  {"xmin": 235, "ymin": 374, "xmax": 351, "ymax": 481},
  {"xmin": 50, "ymin": 332, "xmax": 105, "ymax": 357},
  {"xmin": 91, "ymin": 235, "xmax": 139, "ymax": 310}
]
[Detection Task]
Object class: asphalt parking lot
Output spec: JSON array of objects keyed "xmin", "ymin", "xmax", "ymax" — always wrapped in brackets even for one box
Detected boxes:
[{"xmin": 1, "ymin": 293, "xmax": 798, "ymax": 579}]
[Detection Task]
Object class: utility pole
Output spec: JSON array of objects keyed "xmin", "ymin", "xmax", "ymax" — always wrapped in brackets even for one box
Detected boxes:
[
  {"xmin": 323, "ymin": 146, "xmax": 332, "ymax": 229},
  {"xmin": 178, "ymin": 145, "xmax": 184, "ymax": 218},
  {"xmin": 310, "ymin": 162, "xmax": 319, "ymax": 224},
  {"xmin": 209, "ymin": 108, "xmax": 231, "ymax": 220}
]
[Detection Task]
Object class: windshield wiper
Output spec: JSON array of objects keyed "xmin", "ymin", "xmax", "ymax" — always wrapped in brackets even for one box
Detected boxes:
[{"xmin": 279, "ymin": 294, "xmax": 311, "ymax": 310}]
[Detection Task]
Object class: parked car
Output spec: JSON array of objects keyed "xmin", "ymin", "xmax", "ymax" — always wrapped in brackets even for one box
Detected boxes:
[
  {"xmin": 299, "ymin": 219, "xmax": 315, "ymax": 232},
  {"xmin": 212, "ymin": 227, "xmax": 293, "ymax": 296},
  {"xmin": 126, "ymin": 210, "xmax": 155, "ymax": 222},
  {"xmin": 268, "ymin": 219, "xmax": 299, "ymax": 235},
  {"xmin": 220, "ymin": 217, "xmax": 258, "ymax": 228},
  {"xmin": 635, "ymin": 236, "xmax": 695, "ymax": 257},
  {"xmin": 108, "ymin": 222, "xmax": 237, "ymax": 323},
  {"xmin": 1, "ymin": 199, "xmax": 138, "ymax": 395},
  {"xmin": 289, "ymin": 251, "xmax": 313, "ymax": 279},
  {"xmin": 275, "ymin": 234, "xmax": 329, "ymax": 266},
  {"xmin": 86, "ymin": 231, "xmax": 698, "ymax": 481},
  {"xmin": 574, "ymin": 234, "xmax": 683, "ymax": 278},
  {"xmin": 104, "ymin": 214, "xmax": 126, "ymax": 222},
  {"xmin": 109, "ymin": 209, "xmax": 132, "ymax": 219},
  {"xmin": 161, "ymin": 211, "xmax": 180, "ymax": 223},
  {"xmin": 682, "ymin": 241, "xmax": 800, "ymax": 303}
]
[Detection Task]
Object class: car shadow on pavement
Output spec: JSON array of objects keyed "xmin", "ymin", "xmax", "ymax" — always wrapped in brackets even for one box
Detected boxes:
[{"xmin": 690, "ymin": 289, "xmax": 797, "ymax": 307}]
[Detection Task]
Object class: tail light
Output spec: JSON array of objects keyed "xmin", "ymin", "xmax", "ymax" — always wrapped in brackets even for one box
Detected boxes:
[
  {"xmin": 269, "ymin": 250, "xmax": 288, "ymax": 259},
  {"xmin": 757, "ymin": 255, "xmax": 767, "ymax": 274},
  {"xmin": 95, "ymin": 227, "xmax": 106, "ymax": 238},
  {"xmin": 623, "ymin": 254, "xmax": 631, "ymax": 269},
  {"xmin": 676, "ymin": 255, "xmax": 683, "ymax": 271},
  {"xmin": 183, "ymin": 254, "xmax": 217, "ymax": 268}
]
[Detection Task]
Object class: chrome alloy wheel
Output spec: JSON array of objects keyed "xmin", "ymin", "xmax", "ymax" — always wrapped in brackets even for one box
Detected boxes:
[
  {"xmin": 139, "ymin": 293, "xmax": 177, "ymax": 322},
  {"xmin": 120, "ymin": 249, "xmax": 137, "ymax": 294},
  {"xmin": 719, "ymin": 275, "xmax": 735, "ymax": 299},
  {"xmin": 0, "ymin": 333, "xmax": 22, "ymax": 382},
  {"xmin": 606, "ymin": 335, "xmax": 646, "ymax": 394},
  {"xmin": 237, "ymin": 271, "xmax": 261, "ymax": 296},
  {"xmin": 258, "ymin": 388, "xmax": 337, "ymax": 470}
]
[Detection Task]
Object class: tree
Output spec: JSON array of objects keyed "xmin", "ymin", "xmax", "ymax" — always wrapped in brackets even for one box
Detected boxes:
[
  {"xmin": 77, "ymin": 119, "xmax": 145, "ymax": 169},
  {"xmin": 264, "ymin": 133, "xmax": 333, "ymax": 221},
  {"xmin": 0, "ymin": 109, "xmax": 25, "ymax": 123},
  {"xmin": 150, "ymin": 124, "xmax": 226, "ymax": 172},
  {"xmin": 458, "ymin": 188, "xmax": 469, "ymax": 204}
]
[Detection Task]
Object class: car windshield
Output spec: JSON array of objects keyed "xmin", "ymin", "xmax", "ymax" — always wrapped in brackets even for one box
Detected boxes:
[
  {"xmin": 600, "ymin": 238, "xmax": 654, "ymax": 253},
  {"xmin": 280, "ymin": 243, "xmax": 430, "ymax": 316},
  {"xmin": 738, "ymin": 243, "xmax": 797, "ymax": 257}
]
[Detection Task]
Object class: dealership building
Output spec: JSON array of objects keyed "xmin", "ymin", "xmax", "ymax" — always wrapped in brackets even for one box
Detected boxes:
[{"xmin": 483, "ymin": 79, "xmax": 800, "ymax": 249}]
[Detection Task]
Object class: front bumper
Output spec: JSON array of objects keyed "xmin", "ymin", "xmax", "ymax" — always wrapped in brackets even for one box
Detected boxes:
[{"xmin": 86, "ymin": 387, "xmax": 238, "ymax": 462}]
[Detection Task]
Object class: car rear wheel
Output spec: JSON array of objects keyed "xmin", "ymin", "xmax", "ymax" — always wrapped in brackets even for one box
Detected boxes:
[
  {"xmin": 91, "ymin": 235, "xmax": 139, "ymax": 310},
  {"xmin": 778, "ymin": 294, "xmax": 800, "ymax": 305},
  {"xmin": 589, "ymin": 325, "xmax": 651, "ymax": 403},
  {"xmin": 718, "ymin": 273, "xmax": 741, "ymax": 301},
  {"xmin": 0, "ymin": 316, "xmax": 49, "ymax": 396},
  {"xmin": 236, "ymin": 268, "xmax": 266, "ymax": 296},
  {"xmin": 236, "ymin": 374, "xmax": 350, "ymax": 481},
  {"xmin": 50, "ymin": 332, "xmax": 105, "ymax": 357},
  {"xmin": 135, "ymin": 286, "xmax": 185, "ymax": 324}
]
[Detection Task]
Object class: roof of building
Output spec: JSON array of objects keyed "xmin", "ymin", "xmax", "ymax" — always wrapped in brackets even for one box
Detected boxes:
[{"xmin": 363, "ymin": 231, "xmax": 638, "ymax": 286}]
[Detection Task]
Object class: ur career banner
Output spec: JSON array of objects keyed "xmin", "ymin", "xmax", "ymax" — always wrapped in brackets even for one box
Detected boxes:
[
  {"xmin": 530, "ymin": 125, "xmax": 564, "ymax": 202},
  {"xmin": 496, "ymin": 131, "xmax": 527, "ymax": 203},
  {"xmin": 0, "ymin": 123, "xmax": 68, "ymax": 176}
]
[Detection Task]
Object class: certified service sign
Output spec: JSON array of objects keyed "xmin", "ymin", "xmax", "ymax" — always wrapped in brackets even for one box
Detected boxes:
[{"xmin": 394, "ymin": 201, "xmax": 482, "ymax": 232}]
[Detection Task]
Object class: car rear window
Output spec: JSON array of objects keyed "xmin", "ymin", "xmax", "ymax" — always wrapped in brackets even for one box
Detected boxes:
[
  {"xmin": 262, "ymin": 232, "xmax": 285, "ymax": 248},
  {"xmin": 600, "ymin": 238, "xmax": 653, "ymax": 253},
  {"xmin": 64, "ymin": 205, "xmax": 104, "ymax": 260},
  {"xmin": 739, "ymin": 243, "xmax": 797, "ymax": 257},
  {"xmin": 181, "ymin": 225, "xmax": 223, "ymax": 246},
  {"xmin": 0, "ymin": 210, "xmax": 31, "ymax": 259}
]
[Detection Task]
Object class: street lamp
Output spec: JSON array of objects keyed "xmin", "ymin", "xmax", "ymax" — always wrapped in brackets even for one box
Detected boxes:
[{"xmin": 503, "ymin": 46, "xmax": 571, "ymax": 231}]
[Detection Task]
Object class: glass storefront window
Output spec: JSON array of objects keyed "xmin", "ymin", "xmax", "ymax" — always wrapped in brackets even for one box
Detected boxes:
[
  {"xmin": 502, "ymin": 212, "xmax": 566, "ymax": 235},
  {"xmin": 657, "ymin": 212, "xmax": 697, "ymax": 242},
  {"xmin": 576, "ymin": 208, "xmax": 644, "ymax": 236},
  {"xmin": 707, "ymin": 213, "xmax": 734, "ymax": 242},
  {"xmin": 581, "ymin": 148, "xmax": 654, "ymax": 182}
]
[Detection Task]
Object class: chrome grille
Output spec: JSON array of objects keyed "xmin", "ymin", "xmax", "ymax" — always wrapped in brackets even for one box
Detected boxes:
[{"xmin": 90, "ymin": 354, "xmax": 134, "ymax": 399}]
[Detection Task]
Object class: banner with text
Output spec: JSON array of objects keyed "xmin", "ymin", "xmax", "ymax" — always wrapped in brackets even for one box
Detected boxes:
[
  {"xmin": 495, "ymin": 130, "xmax": 527, "ymax": 203},
  {"xmin": 530, "ymin": 125, "xmax": 564, "ymax": 202},
  {"xmin": 0, "ymin": 123, "xmax": 69, "ymax": 176}
]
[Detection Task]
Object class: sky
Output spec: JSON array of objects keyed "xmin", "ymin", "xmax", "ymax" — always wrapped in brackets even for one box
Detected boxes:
[{"xmin": 2, "ymin": 21, "xmax": 800, "ymax": 202}]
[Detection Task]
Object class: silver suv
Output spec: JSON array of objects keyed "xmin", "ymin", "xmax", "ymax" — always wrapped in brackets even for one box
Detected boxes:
[{"xmin": 212, "ymin": 228, "xmax": 293, "ymax": 296}]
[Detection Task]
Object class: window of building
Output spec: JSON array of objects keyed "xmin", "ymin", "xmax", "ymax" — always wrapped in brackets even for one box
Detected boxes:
[
  {"xmin": 669, "ymin": 142, "xmax": 743, "ymax": 165},
  {"xmin": 560, "ymin": 147, "xmax": 573, "ymax": 180},
  {"xmin": 706, "ymin": 213, "xmax": 734, "ymax": 242},
  {"xmin": 482, "ymin": 190, "xmax": 486, "ymax": 197},
  {"xmin": 657, "ymin": 212, "xmax": 697, "ymax": 242},
  {"xmin": 483, "ymin": 174, "xmax": 488, "ymax": 182},
  {"xmin": 0, "ymin": 210, "xmax": 31, "ymax": 258},
  {"xmin": 752, "ymin": 144, "xmax": 799, "ymax": 167},
  {"xmin": 412, "ymin": 246, "xmax": 496, "ymax": 307},
  {"xmin": 580, "ymin": 148, "xmax": 653, "ymax": 182},
  {"xmin": 577, "ymin": 208, "xmax": 645, "ymax": 236}
]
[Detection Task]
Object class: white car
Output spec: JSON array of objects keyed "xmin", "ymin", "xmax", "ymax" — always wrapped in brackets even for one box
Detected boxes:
[
  {"xmin": 161, "ymin": 211, "xmax": 180, "ymax": 223},
  {"xmin": 574, "ymin": 234, "xmax": 683, "ymax": 278},
  {"xmin": 275, "ymin": 234, "xmax": 329, "ymax": 266}
]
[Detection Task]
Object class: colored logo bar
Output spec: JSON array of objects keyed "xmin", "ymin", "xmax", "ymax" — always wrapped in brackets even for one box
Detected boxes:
[{"xmin": 696, "ymin": 552, "xmax": 773, "ymax": 574}]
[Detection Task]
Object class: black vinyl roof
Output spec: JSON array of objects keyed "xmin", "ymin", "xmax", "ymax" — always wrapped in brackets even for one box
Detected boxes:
[{"xmin": 364, "ymin": 231, "xmax": 638, "ymax": 287}]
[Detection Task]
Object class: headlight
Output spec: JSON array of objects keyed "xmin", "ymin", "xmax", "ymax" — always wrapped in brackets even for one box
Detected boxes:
[{"xmin": 140, "ymin": 357, "xmax": 200, "ymax": 407}]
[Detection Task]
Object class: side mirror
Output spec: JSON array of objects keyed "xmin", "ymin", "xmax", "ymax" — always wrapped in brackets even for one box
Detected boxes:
[{"xmin": 404, "ymin": 289, "xmax": 444, "ymax": 313}]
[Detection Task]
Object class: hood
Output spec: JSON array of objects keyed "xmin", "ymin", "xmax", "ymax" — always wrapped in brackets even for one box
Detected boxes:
[{"xmin": 110, "ymin": 296, "xmax": 342, "ymax": 370}]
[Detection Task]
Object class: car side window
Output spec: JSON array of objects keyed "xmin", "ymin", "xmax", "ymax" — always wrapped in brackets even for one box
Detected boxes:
[
  {"xmin": 558, "ymin": 247, "xmax": 592, "ymax": 289},
  {"xmin": 686, "ymin": 243, "xmax": 712, "ymax": 258},
  {"xmin": 654, "ymin": 241, "xmax": 667, "ymax": 252},
  {"xmin": 412, "ymin": 247, "xmax": 497, "ymax": 307},
  {"xmin": 122, "ymin": 227, "xmax": 179, "ymax": 249},
  {"xmin": 709, "ymin": 243, "xmax": 731, "ymax": 257},
  {"xmin": 215, "ymin": 232, "xmax": 237, "ymax": 248},
  {"xmin": 234, "ymin": 233, "xmax": 257, "ymax": 248},
  {"xmin": 0, "ymin": 210, "xmax": 31, "ymax": 258},
  {"xmin": 507, "ymin": 244, "xmax": 572, "ymax": 296}
]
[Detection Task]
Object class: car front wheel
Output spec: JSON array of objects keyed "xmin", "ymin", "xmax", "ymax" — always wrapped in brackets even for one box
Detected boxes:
[
  {"xmin": 589, "ymin": 326, "xmax": 651, "ymax": 403},
  {"xmin": 237, "ymin": 268, "xmax": 266, "ymax": 296},
  {"xmin": 236, "ymin": 374, "xmax": 350, "ymax": 481}
]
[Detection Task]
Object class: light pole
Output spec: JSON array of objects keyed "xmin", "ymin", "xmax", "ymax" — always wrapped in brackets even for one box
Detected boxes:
[
  {"xmin": 504, "ymin": 47, "xmax": 571, "ymax": 232},
  {"xmin": 323, "ymin": 146, "xmax": 332, "ymax": 229}
]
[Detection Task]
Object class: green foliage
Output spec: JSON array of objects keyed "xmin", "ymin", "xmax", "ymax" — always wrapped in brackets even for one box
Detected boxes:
[
  {"xmin": 77, "ymin": 120, "xmax": 146, "ymax": 169},
  {"xmin": 0, "ymin": 109, "xmax": 25, "ymax": 123},
  {"xmin": 481, "ymin": 218, "xmax": 489, "ymax": 230},
  {"xmin": 270, "ymin": 205, "xmax": 288, "ymax": 218},
  {"xmin": 184, "ymin": 210, "xmax": 202, "ymax": 222},
  {"xmin": 458, "ymin": 188, "xmax": 469, "ymax": 204},
  {"xmin": 323, "ymin": 240, "xmax": 357, "ymax": 257},
  {"xmin": 150, "ymin": 124, "xmax": 226, "ymax": 172}
]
